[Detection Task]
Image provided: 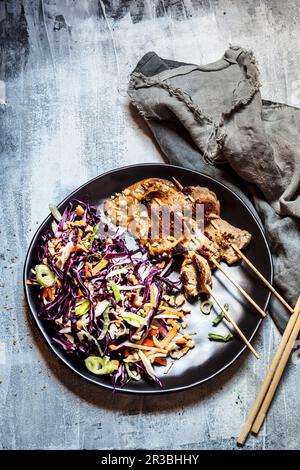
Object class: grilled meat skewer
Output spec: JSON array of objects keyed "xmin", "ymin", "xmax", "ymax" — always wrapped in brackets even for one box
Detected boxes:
[{"xmin": 182, "ymin": 185, "xmax": 252, "ymax": 265}]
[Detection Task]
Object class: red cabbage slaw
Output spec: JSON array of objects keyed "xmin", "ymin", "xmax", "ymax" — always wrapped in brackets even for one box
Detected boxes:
[{"xmin": 27, "ymin": 200, "xmax": 195, "ymax": 388}]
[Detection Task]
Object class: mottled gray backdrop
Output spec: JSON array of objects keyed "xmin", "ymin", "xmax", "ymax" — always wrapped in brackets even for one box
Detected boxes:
[{"xmin": 0, "ymin": 0, "xmax": 299, "ymax": 450}]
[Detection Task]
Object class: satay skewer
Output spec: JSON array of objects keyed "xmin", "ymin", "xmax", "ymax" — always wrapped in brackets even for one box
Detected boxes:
[
  {"xmin": 172, "ymin": 177, "xmax": 293, "ymax": 314},
  {"xmin": 152, "ymin": 198, "xmax": 259, "ymax": 359}
]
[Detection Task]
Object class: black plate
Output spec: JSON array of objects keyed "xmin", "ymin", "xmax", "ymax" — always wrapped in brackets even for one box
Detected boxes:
[{"xmin": 24, "ymin": 164, "xmax": 272, "ymax": 394}]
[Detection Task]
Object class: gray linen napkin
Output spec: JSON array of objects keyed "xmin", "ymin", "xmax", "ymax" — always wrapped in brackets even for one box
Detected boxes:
[{"xmin": 128, "ymin": 46, "xmax": 300, "ymax": 333}]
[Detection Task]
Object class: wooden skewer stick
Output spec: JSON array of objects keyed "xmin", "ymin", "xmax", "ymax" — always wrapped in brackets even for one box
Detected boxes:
[
  {"xmin": 172, "ymin": 177, "xmax": 293, "ymax": 315},
  {"xmin": 206, "ymin": 286, "xmax": 259, "ymax": 359},
  {"xmin": 237, "ymin": 295, "xmax": 300, "ymax": 446},
  {"xmin": 152, "ymin": 197, "xmax": 259, "ymax": 359},
  {"xmin": 230, "ymin": 242, "xmax": 294, "ymax": 314},
  {"xmin": 251, "ymin": 295, "xmax": 300, "ymax": 434},
  {"xmin": 210, "ymin": 257, "xmax": 266, "ymax": 318}
]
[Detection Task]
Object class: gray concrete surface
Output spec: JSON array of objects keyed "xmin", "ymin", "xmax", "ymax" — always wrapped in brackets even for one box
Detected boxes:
[{"xmin": 0, "ymin": 0, "xmax": 299, "ymax": 450}]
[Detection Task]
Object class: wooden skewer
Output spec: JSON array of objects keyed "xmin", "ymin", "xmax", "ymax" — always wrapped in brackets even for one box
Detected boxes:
[
  {"xmin": 237, "ymin": 295, "xmax": 300, "ymax": 446},
  {"xmin": 172, "ymin": 177, "xmax": 293, "ymax": 314},
  {"xmin": 251, "ymin": 295, "xmax": 300, "ymax": 434},
  {"xmin": 210, "ymin": 257, "xmax": 266, "ymax": 318},
  {"xmin": 206, "ymin": 286, "xmax": 259, "ymax": 359},
  {"xmin": 230, "ymin": 242, "xmax": 294, "ymax": 314},
  {"xmin": 152, "ymin": 197, "xmax": 259, "ymax": 359}
]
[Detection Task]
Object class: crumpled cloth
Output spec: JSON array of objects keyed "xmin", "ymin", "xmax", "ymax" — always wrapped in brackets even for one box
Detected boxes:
[{"xmin": 128, "ymin": 46, "xmax": 300, "ymax": 333}]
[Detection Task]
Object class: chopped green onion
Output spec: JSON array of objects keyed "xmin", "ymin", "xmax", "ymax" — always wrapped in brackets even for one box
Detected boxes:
[
  {"xmin": 125, "ymin": 363, "xmax": 141, "ymax": 381},
  {"xmin": 110, "ymin": 281, "xmax": 122, "ymax": 302},
  {"xmin": 208, "ymin": 332, "xmax": 234, "ymax": 342},
  {"xmin": 75, "ymin": 299, "xmax": 90, "ymax": 316},
  {"xmin": 83, "ymin": 224, "xmax": 98, "ymax": 248},
  {"xmin": 51, "ymin": 220, "xmax": 58, "ymax": 234},
  {"xmin": 35, "ymin": 264, "xmax": 55, "ymax": 287},
  {"xmin": 212, "ymin": 303, "xmax": 229, "ymax": 326},
  {"xmin": 95, "ymin": 300, "xmax": 111, "ymax": 317},
  {"xmin": 200, "ymin": 300, "xmax": 213, "ymax": 315},
  {"xmin": 98, "ymin": 307, "xmax": 111, "ymax": 340},
  {"xmin": 49, "ymin": 204, "xmax": 62, "ymax": 222},
  {"xmin": 85, "ymin": 356, "xmax": 118, "ymax": 375},
  {"xmin": 121, "ymin": 312, "xmax": 147, "ymax": 328}
]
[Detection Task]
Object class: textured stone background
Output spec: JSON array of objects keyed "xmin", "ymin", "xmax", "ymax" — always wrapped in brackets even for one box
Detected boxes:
[{"xmin": 0, "ymin": 0, "xmax": 299, "ymax": 450}]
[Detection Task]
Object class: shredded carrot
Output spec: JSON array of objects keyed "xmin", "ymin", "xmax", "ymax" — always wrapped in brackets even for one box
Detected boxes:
[
  {"xmin": 70, "ymin": 244, "xmax": 87, "ymax": 253},
  {"xmin": 160, "ymin": 306, "xmax": 184, "ymax": 317},
  {"xmin": 149, "ymin": 328, "xmax": 158, "ymax": 337},
  {"xmin": 42, "ymin": 287, "xmax": 54, "ymax": 302},
  {"xmin": 159, "ymin": 324, "xmax": 179, "ymax": 349},
  {"xmin": 142, "ymin": 338, "xmax": 154, "ymax": 347},
  {"xmin": 150, "ymin": 283, "xmax": 156, "ymax": 307},
  {"xmin": 154, "ymin": 357, "xmax": 167, "ymax": 366},
  {"xmin": 85, "ymin": 262, "xmax": 92, "ymax": 278},
  {"xmin": 91, "ymin": 259, "xmax": 108, "ymax": 276},
  {"xmin": 124, "ymin": 349, "xmax": 130, "ymax": 357}
]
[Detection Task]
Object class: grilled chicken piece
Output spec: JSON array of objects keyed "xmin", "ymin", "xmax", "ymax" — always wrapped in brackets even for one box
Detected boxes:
[
  {"xmin": 180, "ymin": 252, "xmax": 212, "ymax": 296},
  {"xmin": 205, "ymin": 219, "xmax": 251, "ymax": 265},
  {"xmin": 105, "ymin": 178, "xmax": 220, "ymax": 259},
  {"xmin": 183, "ymin": 185, "xmax": 220, "ymax": 224},
  {"xmin": 183, "ymin": 185, "xmax": 252, "ymax": 264}
]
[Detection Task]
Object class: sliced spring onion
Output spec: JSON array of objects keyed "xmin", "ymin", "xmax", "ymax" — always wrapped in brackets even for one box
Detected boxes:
[
  {"xmin": 49, "ymin": 204, "xmax": 62, "ymax": 222},
  {"xmin": 212, "ymin": 303, "xmax": 229, "ymax": 326},
  {"xmin": 121, "ymin": 312, "xmax": 147, "ymax": 328},
  {"xmin": 200, "ymin": 300, "xmax": 213, "ymax": 315},
  {"xmin": 51, "ymin": 220, "xmax": 58, "ymax": 234},
  {"xmin": 35, "ymin": 264, "xmax": 55, "ymax": 287},
  {"xmin": 208, "ymin": 332, "xmax": 234, "ymax": 342},
  {"xmin": 125, "ymin": 363, "xmax": 141, "ymax": 381},
  {"xmin": 85, "ymin": 356, "xmax": 118, "ymax": 375},
  {"xmin": 75, "ymin": 299, "xmax": 90, "ymax": 316},
  {"xmin": 110, "ymin": 281, "xmax": 122, "ymax": 302},
  {"xmin": 87, "ymin": 224, "xmax": 98, "ymax": 247},
  {"xmin": 95, "ymin": 300, "xmax": 111, "ymax": 317},
  {"xmin": 98, "ymin": 306, "xmax": 111, "ymax": 340}
]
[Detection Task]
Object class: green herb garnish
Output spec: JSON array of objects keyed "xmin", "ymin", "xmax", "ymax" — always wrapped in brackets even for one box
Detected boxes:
[
  {"xmin": 85, "ymin": 356, "xmax": 118, "ymax": 375},
  {"xmin": 110, "ymin": 281, "xmax": 122, "ymax": 302},
  {"xmin": 208, "ymin": 332, "xmax": 234, "ymax": 342},
  {"xmin": 35, "ymin": 264, "xmax": 55, "ymax": 287},
  {"xmin": 200, "ymin": 300, "xmax": 213, "ymax": 315},
  {"xmin": 75, "ymin": 299, "xmax": 90, "ymax": 316},
  {"xmin": 98, "ymin": 307, "xmax": 111, "ymax": 340},
  {"xmin": 212, "ymin": 303, "xmax": 229, "ymax": 326}
]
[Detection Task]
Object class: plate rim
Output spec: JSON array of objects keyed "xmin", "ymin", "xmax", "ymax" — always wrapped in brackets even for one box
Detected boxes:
[{"xmin": 23, "ymin": 163, "xmax": 273, "ymax": 394}]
